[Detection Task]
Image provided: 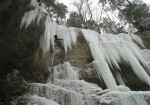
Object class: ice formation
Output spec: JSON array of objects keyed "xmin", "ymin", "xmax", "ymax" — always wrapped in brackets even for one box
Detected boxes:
[
  {"xmin": 12, "ymin": 95, "xmax": 60, "ymax": 105},
  {"xmin": 13, "ymin": 62, "xmax": 118, "ymax": 105},
  {"xmin": 81, "ymin": 29, "xmax": 150, "ymax": 89},
  {"xmin": 13, "ymin": 62, "xmax": 150, "ymax": 105},
  {"xmin": 57, "ymin": 27, "xmax": 79, "ymax": 53},
  {"xmin": 106, "ymin": 91, "xmax": 150, "ymax": 105},
  {"xmin": 20, "ymin": 0, "xmax": 150, "ymax": 90},
  {"xmin": 20, "ymin": 0, "xmax": 47, "ymax": 29},
  {"xmin": 18, "ymin": 0, "xmax": 150, "ymax": 105}
]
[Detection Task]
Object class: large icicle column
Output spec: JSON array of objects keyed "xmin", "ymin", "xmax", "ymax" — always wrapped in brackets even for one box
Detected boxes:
[
  {"xmin": 81, "ymin": 30, "xmax": 118, "ymax": 90},
  {"xmin": 81, "ymin": 29, "xmax": 150, "ymax": 90}
]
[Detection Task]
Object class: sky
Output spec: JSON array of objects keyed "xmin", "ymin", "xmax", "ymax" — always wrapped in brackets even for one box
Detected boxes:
[
  {"xmin": 58, "ymin": 0, "xmax": 150, "ymax": 11},
  {"xmin": 58, "ymin": 0, "xmax": 150, "ymax": 19},
  {"xmin": 143, "ymin": 0, "xmax": 150, "ymax": 4}
]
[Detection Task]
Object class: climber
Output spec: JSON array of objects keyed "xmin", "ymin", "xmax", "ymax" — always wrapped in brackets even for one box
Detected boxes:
[{"xmin": 54, "ymin": 35, "xmax": 63, "ymax": 43}]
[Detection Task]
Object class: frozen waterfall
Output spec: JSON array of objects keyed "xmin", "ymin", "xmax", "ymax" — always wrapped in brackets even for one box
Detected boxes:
[
  {"xmin": 17, "ymin": 0, "xmax": 150, "ymax": 104},
  {"xmin": 13, "ymin": 62, "xmax": 118, "ymax": 105},
  {"xmin": 20, "ymin": 0, "xmax": 150, "ymax": 88},
  {"xmin": 13, "ymin": 62, "xmax": 150, "ymax": 105}
]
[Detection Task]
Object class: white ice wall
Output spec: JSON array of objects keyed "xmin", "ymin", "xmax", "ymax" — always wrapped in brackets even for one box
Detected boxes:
[{"xmin": 20, "ymin": 0, "xmax": 150, "ymax": 89}]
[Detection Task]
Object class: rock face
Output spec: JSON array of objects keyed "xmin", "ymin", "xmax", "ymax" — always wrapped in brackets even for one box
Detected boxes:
[
  {"xmin": 65, "ymin": 34, "xmax": 93, "ymax": 67},
  {"xmin": 0, "ymin": 0, "xmax": 49, "ymax": 103},
  {"xmin": 141, "ymin": 36, "xmax": 150, "ymax": 49},
  {"xmin": 118, "ymin": 64, "xmax": 150, "ymax": 91},
  {"xmin": 0, "ymin": 0, "xmax": 49, "ymax": 83}
]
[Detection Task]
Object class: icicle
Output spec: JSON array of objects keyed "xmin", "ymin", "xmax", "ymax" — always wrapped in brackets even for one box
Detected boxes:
[
  {"xmin": 20, "ymin": 8, "xmax": 39, "ymax": 29},
  {"xmin": 92, "ymin": 60, "xmax": 118, "ymax": 90},
  {"xmin": 120, "ymin": 42, "xmax": 150, "ymax": 85},
  {"xmin": 20, "ymin": 0, "xmax": 47, "ymax": 29},
  {"xmin": 37, "ymin": 12, "xmax": 44, "ymax": 25},
  {"xmin": 81, "ymin": 29, "xmax": 150, "ymax": 88},
  {"xmin": 126, "ymin": 42, "xmax": 147, "ymax": 67},
  {"xmin": 39, "ymin": 16, "xmax": 58, "ymax": 53},
  {"xmin": 81, "ymin": 29, "xmax": 118, "ymax": 90},
  {"xmin": 57, "ymin": 28, "xmax": 79, "ymax": 53},
  {"xmin": 20, "ymin": 12, "xmax": 28, "ymax": 29},
  {"xmin": 25, "ymin": 9, "xmax": 39, "ymax": 28},
  {"xmin": 118, "ymin": 33, "xmax": 144, "ymax": 47},
  {"xmin": 99, "ymin": 42, "xmax": 121, "ymax": 69},
  {"xmin": 39, "ymin": 16, "xmax": 51, "ymax": 53},
  {"xmin": 114, "ymin": 71, "xmax": 126, "ymax": 86}
]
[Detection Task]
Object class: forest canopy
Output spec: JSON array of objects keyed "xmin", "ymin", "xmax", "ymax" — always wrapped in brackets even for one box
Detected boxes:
[
  {"xmin": 30, "ymin": 0, "xmax": 150, "ymax": 34},
  {"xmin": 63, "ymin": 0, "xmax": 150, "ymax": 34}
]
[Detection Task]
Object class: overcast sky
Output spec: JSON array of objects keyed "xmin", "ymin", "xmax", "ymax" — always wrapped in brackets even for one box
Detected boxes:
[
  {"xmin": 143, "ymin": 0, "xmax": 150, "ymax": 4},
  {"xmin": 58, "ymin": 0, "xmax": 150, "ymax": 11},
  {"xmin": 58, "ymin": 0, "xmax": 150, "ymax": 20},
  {"xmin": 59, "ymin": 0, "xmax": 150, "ymax": 5}
]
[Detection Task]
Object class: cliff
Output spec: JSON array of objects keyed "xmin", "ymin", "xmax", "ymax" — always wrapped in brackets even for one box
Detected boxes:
[
  {"xmin": 0, "ymin": 0, "xmax": 150, "ymax": 105},
  {"xmin": 0, "ymin": 0, "xmax": 49, "ymax": 104}
]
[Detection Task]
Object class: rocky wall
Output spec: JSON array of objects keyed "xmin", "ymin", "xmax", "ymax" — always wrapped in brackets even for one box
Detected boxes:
[{"xmin": 0, "ymin": 0, "xmax": 50, "ymax": 103}]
